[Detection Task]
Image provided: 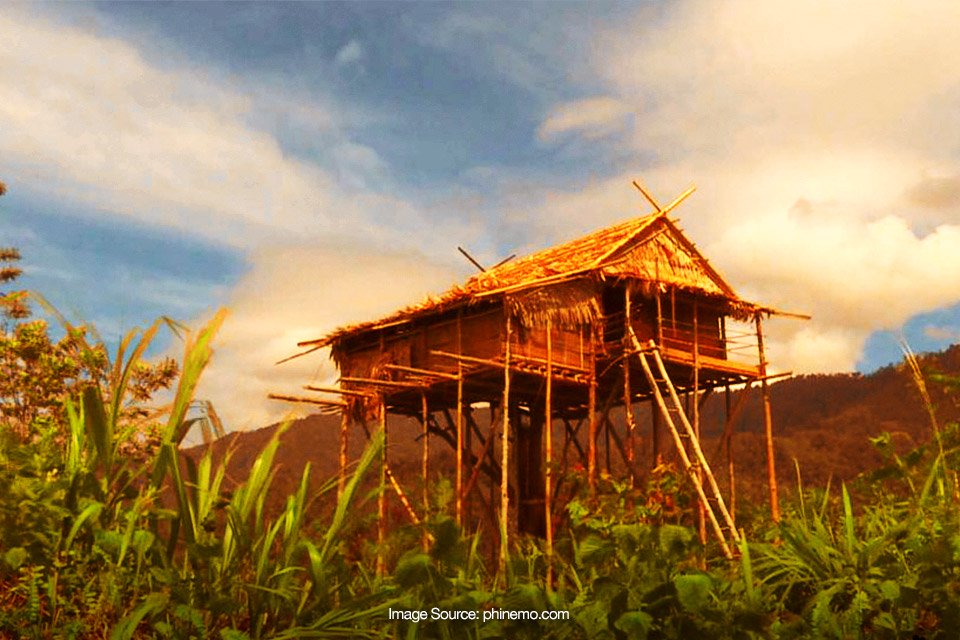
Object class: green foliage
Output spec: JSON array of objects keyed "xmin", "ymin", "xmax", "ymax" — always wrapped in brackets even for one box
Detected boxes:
[
  {"xmin": 751, "ymin": 425, "xmax": 960, "ymax": 639},
  {"xmin": 0, "ymin": 309, "xmax": 395, "ymax": 638},
  {"xmin": 4, "ymin": 268, "xmax": 960, "ymax": 639}
]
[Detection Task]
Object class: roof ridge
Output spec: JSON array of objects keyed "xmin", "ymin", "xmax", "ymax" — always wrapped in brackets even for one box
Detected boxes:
[{"xmin": 471, "ymin": 212, "xmax": 661, "ymax": 283}]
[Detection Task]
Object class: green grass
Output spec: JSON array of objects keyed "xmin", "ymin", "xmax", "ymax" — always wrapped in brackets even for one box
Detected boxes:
[{"xmin": 3, "ymin": 310, "xmax": 960, "ymax": 638}]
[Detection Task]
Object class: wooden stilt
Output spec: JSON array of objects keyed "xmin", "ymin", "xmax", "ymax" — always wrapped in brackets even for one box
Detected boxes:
[
  {"xmin": 500, "ymin": 312, "xmax": 512, "ymax": 575},
  {"xmin": 653, "ymin": 290, "xmax": 663, "ymax": 466},
  {"xmin": 421, "ymin": 392, "xmax": 430, "ymax": 550},
  {"xmin": 725, "ymin": 384, "xmax": 736, "ymax": 526},
  {"xmin": 376, "ymin": 398, "xmax": 387, "ymax": 577},
  {"xmin": 462, "ymin": 422, "xmax": 498, "ymax": 500},
  {"xmin": 588, "ymin": 333, "xmax": 598, "ymax": 496},
  {"xmin": 651, "ymin": 402, "xmax": 662, "ymax": 466},
  {"xmin": 604, "ymin": 410, "xmax": 612, "ymax": 475},
  {"xmin": 562, "ymin": 417, "xmax": 586, "ymax": 463},
  {"xmin": 338, "ymin": 406, "xmax": 349, "ymax": 499},
  {"xmin": 656, "ymin": 289, "xmax": 664, "ymax": 345},
  {"xmin": 624, "ymin": 288, "xmax": 637, "ymax": 486},
  {"xmin": 464, "ymin": 406, "xmax": 472, "ymax": 526},
  {"xmin": 756, "ymin": 314, "xmax": 781, "ymax": 522},
  {"xmin": 670, "ymin": 289, "xmax": 676, "ymax": 332},
  {"xmin": 602, "ymin": 413, "xmax": 632, "ymax": 469},
  {"xmin": 694, "ymin": 302, "xmax": 706, "ymax": 545},
  {"xmin": 456, "ymin": 311, "xmax": 464, "ymax": 528},
  {"xmin": 544, "ymin": 319, "xmax": 554, "ymax": 586}
]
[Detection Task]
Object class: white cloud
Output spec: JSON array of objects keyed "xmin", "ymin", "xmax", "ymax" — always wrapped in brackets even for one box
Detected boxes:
[
  {"xmin": 526, "ymin": 0, "xmax": 960, "ymax": 373},
  {"xmin": 0, "ymin": 8, "xmax": 477, "ymax": 429},
  {"xmin": 537, "ymin": 96, "xmax": 633, "ymax": 141},
  {"xmin": 538, "ymin": 96, "xmax": 632, "ymax": 142},
  {"xmin": 197, "ymin": 243, "xmax": 460, "ymax": 430},
  {"xmin": 0, "ymin": 9, "xmax": 387, "ymax": 248}
]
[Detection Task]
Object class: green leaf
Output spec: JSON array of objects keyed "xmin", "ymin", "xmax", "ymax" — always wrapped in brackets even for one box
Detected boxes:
[
  {"xmin": 738, "ymin": 533, "xmax": 757, "ymax": 606},
  {"xmin": 673, "ymin": 574, "xmax": 712, "ymax": 614},
  {"xmin": 111, "ymin": 592, "xmax": 170, "ymax": 640},
  {"xmin": 879, "ymin": 579, "xmax": 900, "ymax": 602},
  {"xmin": 659, "ymin": 525, "xmax": 693, "ymax": 557},
  {"xmin": 394, "ymin": 552, "xmax": 432, "ymax": 589},
  {"xmin": 319, "ymin": 427, "xmax": 384, "ymax": 563},
  {"xmin": 615, "ymin": 610, "xmax": 652, "ymax": 639},
  {"xmin": 83, "ymin": 385, "xmax": 112, "ymax": 470},
  {"xmin": 2, "ymin": 547, "xmax": 27, "ymax": 571},
  {"xmin": 63, "ymin": 500, "xmax": 104, "ymax": 551},
  {"xmin": 164, "ymin": 308, "xmax": 228, "ymax": 446},
  {"xmin": 841, "ymin": 484, "xmax": 856, "ymax": 556}
]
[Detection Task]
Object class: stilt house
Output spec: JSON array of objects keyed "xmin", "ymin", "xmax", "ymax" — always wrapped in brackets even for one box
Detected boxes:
[{"xmin": 287, "ymin": 184, "xmax": 798, "ymax": 566}]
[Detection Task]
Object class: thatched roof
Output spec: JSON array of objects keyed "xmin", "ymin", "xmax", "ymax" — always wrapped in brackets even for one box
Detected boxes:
[{"xmin": 297, "ymin": 211, "xmax": 765, "ymax": 352}]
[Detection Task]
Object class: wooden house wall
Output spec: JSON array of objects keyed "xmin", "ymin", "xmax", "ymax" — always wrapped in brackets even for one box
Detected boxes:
[
  {"xmin": 338, "ymin": 287, "xmax": 734, "ymax": 382},
  {"xmin": 658, "ymin": 295, "xmax": 726, "ymax": 360},
  {"xmin": 509, "ymin": 323, "xmax": 590, "ymax": 370}
]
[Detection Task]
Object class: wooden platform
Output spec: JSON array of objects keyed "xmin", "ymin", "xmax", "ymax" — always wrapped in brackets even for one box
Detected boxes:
[{"xmin": 660, "ymin": 345, "xmax": 761, "ymax": 378}]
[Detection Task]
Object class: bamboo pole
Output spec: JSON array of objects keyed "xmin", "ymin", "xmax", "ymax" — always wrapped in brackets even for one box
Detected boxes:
[
  {"xmin": 339, "ymin": 377, "xmax": 426, "ymax": 389},
  {"xmin": 624, "ymin": 288, "xmax": 637, "ymax": 486},
  {"xmin": 725, "ymin": 384, "xmax": 736, "ymax": 526},
  {"xmin": 489, "ymin": 407, "xmax": 498, "ymax": 551},
  {"xmin": 462, "ymin": 427, "xmax": 497, "ymax": 500},
  {"xmin": 588, "ymin": 329, "xmax": 598, "ymax": 496},
  {"xmin": 693, "ymin": 301, "xmax": 706, "ymax": 545},
  {"xmin": 430, "ymin": 350, "xmax": 588, "ymax": 384},
  {"xmin": 421, "ymin": 392, "xmax": 430, "ymax": 551},
  {"xmin": 464, "ymin": 407, "xmax": 473, "ymax": 527},
  {"xmin": 653, "ymin": 291, "xmax": 663, "ymax": 466},
  {"xmin": 544, "ymin": 318, "xmax": 554, "ymax": 586},
  {"xmin": 380, "ymin": 363, "xmax": 459, "ymax": 380},
  {"xmin": 562, "ymin": 417, "xmax": 586, "ymax": 463},
  {"xmin": 500, "ymin": 312, "xmax": 512, "ymax": 575},
  {"xmin": 304, "ymin": 384, "xmax": 374, "ymax": 398},
  {"xmin": 756, "ymin": 313, "xmax": 781, "ymax": 522},
  {"xmin": 376, "ymin": 398, "xmax": 387, "ymax": 577},
  {"xmin": 670, "ymin": 289, "xmax": 676, "ymax": 333},
  {"xmin": 386, "ymin": 467, "xmax": 422, "ymax": 525},
  {"xmin": 456, "ymin": 310, "xmax": 463, "ymax": 527},
  {"xmin": 338, "ymin": 406, "xmax": 349, "ymax": 498},
  {"xmin": 656, "ymin": 289, "xmax": 664, "ymax": 345},
  {"xmin": 651, "ymin": 402, "xmax": 661, "ymax": 467},
  {"xmin": 268, "ymin": 393, "xmax": 345, "ymax": 407},
  {"xmin": 604, "ymin": 409, "xmax": 612, "ymax": 475},
  {"xmin": 601, "ymin": 413, "xmax": 632, "ymax": 469}
]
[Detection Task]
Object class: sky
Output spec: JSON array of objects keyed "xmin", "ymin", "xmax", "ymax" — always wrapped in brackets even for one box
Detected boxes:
[{"xmin": 2, "ymin": 1, "xmax": 959, "ymax": 431}]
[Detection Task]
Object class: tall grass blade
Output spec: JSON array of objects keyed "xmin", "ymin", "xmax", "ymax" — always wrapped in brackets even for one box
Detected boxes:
[
  {"xmin": 63, "ymin": 501, "xmax": 104, "ymax": 551},
  {"xmin": 109, "ymin": 320, "xmax": 162, "ymax": 434},
  {"xmin": 319, "ymin": 427, "xmax": 384, "ymax": 562},
  {"xmin": 841, "ymin": 484, "xmax": 855, "ymax": 557},
  {"xmin": 110, "ymin": 592, "xmax": 170, "ymax": 640},
  {"xmin": 83, "ymin": 385, "xmax": 112, "ymax": 471},
  {"xmin": 739, "ymin": 531, "xmax": 756, "ymax": 606},
  {"xmin": 164, "ymin": 308, "xmax": 228, "ymax": 446}
]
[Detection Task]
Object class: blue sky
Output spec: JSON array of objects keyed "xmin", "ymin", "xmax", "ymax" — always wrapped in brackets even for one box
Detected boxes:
[{"xmin": 2, "ymin": 2, "xmax": 959, "ymax": 428}]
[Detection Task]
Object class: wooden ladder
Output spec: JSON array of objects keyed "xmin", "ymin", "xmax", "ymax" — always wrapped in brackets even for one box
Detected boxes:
[{"xmin": 628, "ymin": 331, "xmax": 741, "ymax": 559}]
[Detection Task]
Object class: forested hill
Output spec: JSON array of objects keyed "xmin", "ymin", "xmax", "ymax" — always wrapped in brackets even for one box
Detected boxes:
[{"xmin": 187, "ymin": 344, "xmax": 960, "ymax": 506}]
